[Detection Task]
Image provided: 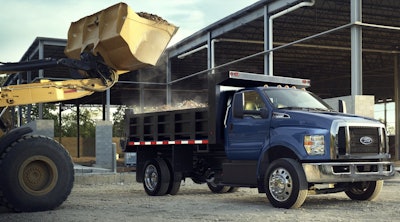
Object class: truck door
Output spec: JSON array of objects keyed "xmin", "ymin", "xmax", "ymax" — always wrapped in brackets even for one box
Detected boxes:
[{"xmin": 225, "ymin": 90, "xmax": 270, "ymax": 160}]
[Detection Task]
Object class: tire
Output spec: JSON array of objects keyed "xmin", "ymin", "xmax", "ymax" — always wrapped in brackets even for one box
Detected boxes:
[
  {"xmin": 143, "ymin": 158, "xmax": 171, "ymax": 196},
  {"xmin": 264, "ymin": 158, "xmax": 308, "ymax": 209},
  {"xmin": 345, "ymin": 180, "xmax": 383, "ymax": 201},
  {"xmin": 207, "ymin": 182, "xmax": 230, "ymax": 193},
  {"xmin": 167, "ymin": 171, "xmax": 182, "ymax": 195},
  {"xmin": 0, "ymin": 135, "xmax": 74, "ymax": 212},
  {"xmin": 164, "ymin": 159, "xmax": 182, "ymax": 195}
]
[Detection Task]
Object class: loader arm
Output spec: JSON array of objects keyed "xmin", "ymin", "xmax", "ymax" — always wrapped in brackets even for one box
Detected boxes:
[
  {"xmin": 0, "ymin": 2, "xmax": 177, "ymax": 107},
  {"xmin": 0, "ymin": 78, "xmax": 110, "ymax": 107}
]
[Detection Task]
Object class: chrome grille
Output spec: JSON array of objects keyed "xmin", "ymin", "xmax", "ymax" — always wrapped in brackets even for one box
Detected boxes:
[
  {"xmin": 349, "ymin": 127, "xmax": 380, "ymax": 154},
  {"xmin": 337, "ymin": 126, "xmax": 382, "ymax": 155}
]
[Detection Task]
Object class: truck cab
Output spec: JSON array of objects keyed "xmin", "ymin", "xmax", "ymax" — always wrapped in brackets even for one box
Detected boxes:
[{"xmin": 222, "ymin": 84, "xmax": 393, "ymax": 208}]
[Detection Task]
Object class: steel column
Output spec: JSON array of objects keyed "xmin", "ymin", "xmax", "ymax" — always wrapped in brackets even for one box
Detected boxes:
[
  {"xmin": 105, "ymin": 89, "xmax": 110, "ymax": 121},
  {"xmin": 394, "ymin": 54, "xmax": 400, "ymax": 160},
  {"xmin": 351, "ymin": 0, "xmax": 363, "ymax": 95},
  {"xmin": 139, "ymin": 72, "xmax": 144, "ymax": 113},
  {"xmin": 207, "ymin": 32, "xmax": 219, "ymax": 144},
  {"xmin": 264, "ymin": 5, "xmax": 270, "ymax": 76},
  {"xmin": 166, "ymin": 54, "xmax": 172, "ymax": 106},
  {"xmin": 38, "ymin": 40, "xmax": 45, "ymax": 119}
]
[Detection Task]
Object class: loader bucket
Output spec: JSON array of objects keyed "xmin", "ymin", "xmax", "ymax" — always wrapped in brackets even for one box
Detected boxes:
[{"xmin": 64, "ymin": 2, "xmax": 178, "ymax": 72}]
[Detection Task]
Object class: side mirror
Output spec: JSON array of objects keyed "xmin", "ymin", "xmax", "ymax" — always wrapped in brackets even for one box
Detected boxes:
[
  {"xmin": 260, "ymin": 108, "xmax": 269, "ymax": 119},
  {"xmin": 338, "ymin": 100, "xmax": 347, "ymax": 113},
  {"xmin": 233, "ymin": 93, "xmax": 244, "ymax": 118}
]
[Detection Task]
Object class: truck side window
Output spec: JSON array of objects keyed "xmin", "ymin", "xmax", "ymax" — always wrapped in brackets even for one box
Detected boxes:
[{"xmin": 243, "ymin": 91, "xmax": 265, "ymax": 111}]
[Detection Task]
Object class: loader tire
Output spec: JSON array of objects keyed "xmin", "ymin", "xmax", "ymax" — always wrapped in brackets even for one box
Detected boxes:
[{"xmin": 0, "ymin": 135, "xmax": 74, "ymax": 212}]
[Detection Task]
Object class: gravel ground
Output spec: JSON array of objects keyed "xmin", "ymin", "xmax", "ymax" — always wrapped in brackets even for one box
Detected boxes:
[{"xmin": 1, "ymin": 172, "xmax": 400, "ymax": 222}]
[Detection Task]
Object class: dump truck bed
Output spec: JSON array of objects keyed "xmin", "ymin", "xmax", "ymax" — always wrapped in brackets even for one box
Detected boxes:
[{"xmin": 127, "ymin": 108, "xmax": 209, "ymax": 146}]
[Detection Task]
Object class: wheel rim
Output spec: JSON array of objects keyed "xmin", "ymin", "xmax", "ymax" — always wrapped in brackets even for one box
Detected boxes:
[
  {"xmin": 349, "ymin": 182, "xmax": 369, "ymax": 194},
  {"xmin": 269, "ymin": 167, "xmax": 293, "ymax": 202},
  {"xmin": 144, "ymin": 164, "xmax": 158, "ymax": 191},
  {"xmin": 18, "ymin": 155, "xmax": 58, "ymax": 196}
]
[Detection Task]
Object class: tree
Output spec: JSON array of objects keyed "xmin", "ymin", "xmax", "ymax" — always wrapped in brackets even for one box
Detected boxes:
[
  {"xmin": 112, "ymin": 105, "xmax": 126, "ymax": 137},
  {"xmin": 17, "ymin": 103, "xmax": 60, "ymax": 132},
  {"xmin": 29, "ymin": 104, "xmax": 98, "ymax": 138},
  {"xmin": 60, "ymin": 108, "xmax": 96, "ymax": 138},
  {"xmin": 14, "ymin": 102, "xmax": 120, "ymax": 138}
]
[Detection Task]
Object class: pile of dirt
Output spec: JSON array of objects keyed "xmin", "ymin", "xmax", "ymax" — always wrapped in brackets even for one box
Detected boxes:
[
  {"xmin": 137, "ymin": 12, "xmax": 171, "ymax": 25},
  {"xmin": 141, "ymin": 100, "xmax": 207, "ymax": 113}
]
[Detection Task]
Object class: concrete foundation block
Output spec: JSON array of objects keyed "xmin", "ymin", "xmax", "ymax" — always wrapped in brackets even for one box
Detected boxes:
[
  {"xmin": 25, "ymin": 119, "xmax": 54, "ymax": 138},
  {"xmin": 324, "ymin": 95, "xmax": 375, "ymax": 118},
  {"xmin": 95, "ymin": 120, "xmax": 114, "ymax": 170}
]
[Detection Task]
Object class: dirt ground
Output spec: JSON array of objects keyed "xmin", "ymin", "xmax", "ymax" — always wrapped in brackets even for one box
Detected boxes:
[{"xmin": 1, "ymin": 172, "xmax": 400, "ymax": 222}]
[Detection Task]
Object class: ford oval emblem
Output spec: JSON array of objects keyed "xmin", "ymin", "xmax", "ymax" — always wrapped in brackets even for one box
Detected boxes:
[{"xmin": 360, "ymin": 136, "xmax": 373, "ymax": 145}]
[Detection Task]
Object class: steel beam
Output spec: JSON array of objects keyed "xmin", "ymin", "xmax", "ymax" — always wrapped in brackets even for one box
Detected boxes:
[{"xmin": 169, "ymin": 0, "xmax": 305, "ymax": 58}]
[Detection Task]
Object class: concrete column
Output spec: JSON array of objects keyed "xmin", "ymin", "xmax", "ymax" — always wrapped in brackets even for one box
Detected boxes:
[{"xmin": 95, "ymin": 120, "xmax": 114, "ymax": 170}]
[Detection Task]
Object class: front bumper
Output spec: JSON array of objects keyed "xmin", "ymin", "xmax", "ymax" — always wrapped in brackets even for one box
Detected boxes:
[{"xmin": 303, "ymin": 161, "xmax": 395, "ymax": 183}]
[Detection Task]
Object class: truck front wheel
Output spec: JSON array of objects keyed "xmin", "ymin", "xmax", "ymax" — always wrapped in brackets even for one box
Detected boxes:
[
  {"xmin": 0, "ymin": 135, "xmax": 74, "ymax": 212},
  {"xmin": 143, "ymin": 158, "xmax": 171, "ymax": 196},
  {"xmin": 345, "ymin": 180, "xmax": 383, "ymax": 201},
  {"xmin": 264, "ymin": 158, "xmax": 308, "ymax": 209}
]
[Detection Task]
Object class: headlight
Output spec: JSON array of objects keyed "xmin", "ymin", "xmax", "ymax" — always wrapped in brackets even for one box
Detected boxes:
[{"xmin": 304, "ymin": 135, "xmax": 325, "ymax": 155}]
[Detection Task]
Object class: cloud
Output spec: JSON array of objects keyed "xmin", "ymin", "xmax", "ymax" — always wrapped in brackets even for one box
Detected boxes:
[
  {"xmin": 0, "ymin": 0, "xmax": 258, "ymax": 62},
  {"xmin": 0, "ymin": 0, "xmax": 122, "ymax": 61}
]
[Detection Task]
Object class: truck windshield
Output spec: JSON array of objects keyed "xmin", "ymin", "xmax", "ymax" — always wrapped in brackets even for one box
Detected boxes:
[{"xmin": 263, "ymin": 88, "xmax": 333, "ymax": 111}]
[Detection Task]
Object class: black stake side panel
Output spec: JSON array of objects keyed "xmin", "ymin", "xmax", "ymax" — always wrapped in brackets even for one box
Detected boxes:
[{"xmin": 127, "ymin": 108, "xmax": 209, "ymax": 142}]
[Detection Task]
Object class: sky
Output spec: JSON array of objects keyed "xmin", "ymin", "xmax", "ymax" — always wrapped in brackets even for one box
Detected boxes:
[{"xmin": 0, "ymin": 0, "xmax": 259, "ymax": 62}]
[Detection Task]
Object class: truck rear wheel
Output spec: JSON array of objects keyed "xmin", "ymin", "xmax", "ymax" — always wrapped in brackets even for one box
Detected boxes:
[
  {"xmin": 0, "ymin": 135, "xmax": 74, "ymax": 212},
  {"xmin": 164, "ymin": 159, "xmax": 182, "ymax": 195},
  {"xmin": 167, "ymin": 171, "xmax": 182, "ymax": 195},
  {"xmin": 264, "ymin": 158, "xmax": 308, "ymax": 209},
  {"xmin": 143, "ymin": 158, "xmax": 171, "ymax": 196},
  {"xmin": 345, "ymin": 180, "xmax": 383, "ymax": 201}
]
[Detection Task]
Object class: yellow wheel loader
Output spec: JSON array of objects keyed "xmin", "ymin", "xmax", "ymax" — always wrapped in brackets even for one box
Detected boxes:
[{"xmin": 0, "ymin": 3, "xmax": 177, "ymax": 212}]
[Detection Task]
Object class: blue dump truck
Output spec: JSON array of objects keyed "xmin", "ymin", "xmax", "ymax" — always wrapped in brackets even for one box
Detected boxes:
[{"xmin": 124, "ymin": 71, "xmax": 395, "ymax": 208}]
